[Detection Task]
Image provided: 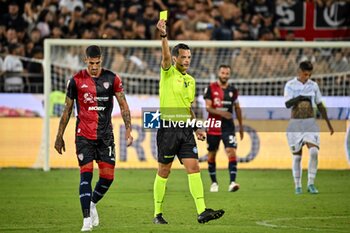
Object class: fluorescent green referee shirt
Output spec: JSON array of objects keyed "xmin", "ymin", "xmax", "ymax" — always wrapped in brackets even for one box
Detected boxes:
[{"xmin": 159, "ymin": 65, "xmax": 195, "ymax": 122}]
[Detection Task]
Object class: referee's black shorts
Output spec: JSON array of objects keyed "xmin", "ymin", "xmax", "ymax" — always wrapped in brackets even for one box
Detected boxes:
[{"xmin": 156, "ymin": 124, "xmax": 198, "ymax": 164}]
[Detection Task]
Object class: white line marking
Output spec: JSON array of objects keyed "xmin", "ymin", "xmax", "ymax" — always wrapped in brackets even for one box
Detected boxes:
[{"xmin": 256, "ymin": 216, "xmax": 350, "ymax": 232}]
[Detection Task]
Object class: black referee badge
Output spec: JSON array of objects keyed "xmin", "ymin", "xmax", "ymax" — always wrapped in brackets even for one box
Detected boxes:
[{"xmin": 143, "ymin": 110, "xmax": 161, "ymax": 129}]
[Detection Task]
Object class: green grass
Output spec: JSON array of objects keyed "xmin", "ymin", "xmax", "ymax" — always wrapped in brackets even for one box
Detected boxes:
[{"xmin": 0, "ymin": 168, "xmax": 349, "ymax": 233}]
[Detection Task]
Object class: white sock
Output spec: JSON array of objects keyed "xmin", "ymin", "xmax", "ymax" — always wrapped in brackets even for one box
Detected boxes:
[
  {"xmin": 292, "ymin": 155, "xmax": 302, "ymax": 188},
  {"xmin": 308, "ymin": 147, "xmax": 318, "ymax": 186}
]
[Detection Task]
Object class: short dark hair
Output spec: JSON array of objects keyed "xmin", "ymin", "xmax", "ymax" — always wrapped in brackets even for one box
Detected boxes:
[
  {"xmin": 299, "ymin": 61, "xmax": 313, "ymax": 71},
  {"xmin": 85, "ymin": 45, "xmax": 101, "ymax": 58},
  {"xmin": 218, "ymin": 64, "xmax": 231, "ymax": 70},
  {"xmin": 171, "ymin": 43, "xmax": 190, "ymax": 57}
]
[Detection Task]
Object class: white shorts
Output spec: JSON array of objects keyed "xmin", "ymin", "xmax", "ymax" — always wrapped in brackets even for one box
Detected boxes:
[{"xmin": 286, "ymin": 118, "xmax": 320, "ymax": 153}]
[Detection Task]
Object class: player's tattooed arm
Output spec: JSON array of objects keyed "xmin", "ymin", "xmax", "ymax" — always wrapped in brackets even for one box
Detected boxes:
[
  {"xmin": 317, "ymin": 102, "xmax": 334, "ymax": 135},
  {"xmin": 115, "ymin": 91, "xmax": 132, "ymax": 130},
  {"xmin": 115, "ymin": 91, "xmax": 133, "ymax": 146},
  {"xmin": 55, "ymin": 96, "xmax": 74, "ymax": 154},
  {"xmin": 285, "ymin": 95, "xmax": 311, "ymax": 109}
]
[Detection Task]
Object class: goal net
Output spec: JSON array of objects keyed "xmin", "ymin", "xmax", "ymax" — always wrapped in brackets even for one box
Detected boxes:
[{"xmin": 40, "ymin": 40, "xmax": 350, "ymax": 170}]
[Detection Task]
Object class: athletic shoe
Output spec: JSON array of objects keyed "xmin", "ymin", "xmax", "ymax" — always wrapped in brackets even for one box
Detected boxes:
[
  {"xmin": 295, "ymin": 187, "xmax": 302, "ymax": 194},
  {"xmin": 210, "ymin": 182, "xmax": 219, "ymax": 192},
  {"xmin": 307, "ymin": 184, "xmax": 319, "ymax": 194},
  {"xmin": 197, "ymin": 208, "xmax": 225, "ymax": 223},
  {"xmin": 153, "ymin": 213, "xmax": 168, "ymax": 224},
  {"xmin": 90, "ymin": 202, "xmax": 99, "ymax": 227},
  {"xmin": 81, "ymin": 217, "xmax": 92, "ymax": 232},
  {"xmin": 228, "ymin": 182, "xmax": 240, "ymax": 192}
]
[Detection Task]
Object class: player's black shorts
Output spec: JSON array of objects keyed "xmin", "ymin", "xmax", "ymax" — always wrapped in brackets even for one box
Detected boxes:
[
  {"xmin": 75, "ymin": 136, "xmax": 116, "ymax": 166},
  {"xmin": 207, "ymin": 131, "xmax": 237, "ymax": 151},
  {"xmin": 157, "ymin": 126, "xmax": 198, "ymax": 164}
]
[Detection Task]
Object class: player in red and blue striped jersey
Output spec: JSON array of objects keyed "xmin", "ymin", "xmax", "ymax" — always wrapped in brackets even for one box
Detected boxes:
[
  {"xmin": 54, "ymin": 45, "xmax": 133, "ymax": 231},
  {"xmin": 204, "ymin": 65, "xmax": 244, "ymax": 192}
]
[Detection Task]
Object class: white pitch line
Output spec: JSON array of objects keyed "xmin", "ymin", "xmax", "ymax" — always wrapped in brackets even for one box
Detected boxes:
[{"xmin": 256, "ymin": 216, "xmax": 350, "ymax": 232}]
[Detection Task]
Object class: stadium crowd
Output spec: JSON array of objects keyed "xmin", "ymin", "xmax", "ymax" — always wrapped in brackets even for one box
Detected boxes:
[{"xmin": 0, "ymin": 0, "xmax": 349, "ymax": 93}]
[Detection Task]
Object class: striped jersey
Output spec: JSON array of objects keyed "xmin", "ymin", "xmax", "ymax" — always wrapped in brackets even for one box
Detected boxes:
[
  {"xmin": 66, "ymin": 69, "xmax": 123, "ymax": 140},
  {"xmin": 204, "ymin": 82, "xmax": 239, "ymax": 135}
]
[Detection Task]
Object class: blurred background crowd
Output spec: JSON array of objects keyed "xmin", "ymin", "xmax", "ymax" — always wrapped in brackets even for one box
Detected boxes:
[{"xmin": 0, "ymin": 0, "xmax": 349, "ymax": 93}]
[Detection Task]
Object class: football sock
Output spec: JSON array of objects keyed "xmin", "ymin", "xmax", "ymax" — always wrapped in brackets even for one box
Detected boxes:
[
  {"xmin": 188, "ymin": 172, "xmax": 206, "ymax": 214},
  {"xmin": 153, "ymin": 174, "xmax": 168, "ymax": 217},
  {"xmin": 91, "ymin": 177, "xmax": 113, "ymax": 204},
  {"xmin": 228, "ymin": 158, "xmax": 237, "ymax": 182},
  {"xmin": 80, "ymin": 172, "xmax": 93, "ymax": 218},
  {"xmin": 208, "ymin": 161, "xmax": 217, "ymax": 183},
  {"xmin": 292, "ymin": 155, "xmax": 302, "ymax": 188},
  {"xmin": 308, "ymin": 147, "xmax": 318, "ymax": 186}
]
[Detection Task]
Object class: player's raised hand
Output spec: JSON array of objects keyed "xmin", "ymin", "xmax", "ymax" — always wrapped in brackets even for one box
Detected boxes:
[
  {"xmin": 55, "ymin": 136, "xmax": 65, "ymax": 154},
  {"xmin": 157, "ymin": 19, "xmax": 167, "ymax": 36},
  {"xmin": 125, "ymin": 128, "xmax": 134, "ymax": 147},
  {"xmin": 195, "ymin": 129, "xmax": 206, "ymax": 141}
]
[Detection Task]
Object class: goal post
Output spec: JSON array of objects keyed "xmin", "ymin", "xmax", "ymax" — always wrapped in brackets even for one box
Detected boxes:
[{"xmin": 42, "ymin": 39, "xmax": 350, "ymax": 171}]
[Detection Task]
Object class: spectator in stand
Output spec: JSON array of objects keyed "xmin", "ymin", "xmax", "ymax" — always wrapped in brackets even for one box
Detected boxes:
[
  {"xmin": 27, "ymin": 46, "xmax": 43, "ymax": 93},
  {"xmin": 59, "ymin": 0, "xmax": 84, "ymax": 14},
  {"xmin": 2, "ymin": 1, "xmax": 28, "ymax": 31},
  {"xmin": 36, "ymin": 8, "xmax": 55, "ymax": 38},
  {"xmin": 330, "ymin": 51, "xmax": 349, "ymax": 73},
  {"xmin": 68, "ymin": 6, "xmax": 85, "ymax": 37},
  {"xmin": 4, "ymin": 27, "xmax": 19, "ymax": 49},
  {"xmin": 249, "ymin": 14, "xmax": 261, "ymax": 40},
  {"xmin": 143, "ymin": 5, "xmax": 159, "ymax": 39},
  {"xmin": 3, "ymin": 43, "xmax": 25, "ymax": 92}
]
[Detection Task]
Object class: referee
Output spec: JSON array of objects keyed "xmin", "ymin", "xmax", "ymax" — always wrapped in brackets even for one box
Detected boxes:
[{"xmin": 152, "ymin": 19, "xmax": 225, "ymax": 224}]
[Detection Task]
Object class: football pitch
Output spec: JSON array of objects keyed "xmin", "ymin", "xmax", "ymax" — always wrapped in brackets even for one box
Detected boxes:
[{"xmin": 0, "ymin": 169, "xmax": 349, "ymax": 233}]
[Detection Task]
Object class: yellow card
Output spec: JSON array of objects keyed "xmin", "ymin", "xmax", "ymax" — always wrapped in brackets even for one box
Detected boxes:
[{"xmin": 159, "ymin": 10, "xmax": 168, "ymax": 20}]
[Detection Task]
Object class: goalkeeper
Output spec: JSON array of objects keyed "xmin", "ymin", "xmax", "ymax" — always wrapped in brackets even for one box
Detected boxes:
[
  {"xmin": 152, "ymin": 19, "xmax": 224, "ymax": 225},
  {"xmin": 54, "ymin": 45, "xmax": 133, "ymax": 231},
  {"xmin": 284, "ymin": 60, "xmax": 334, "ymax": 195}
]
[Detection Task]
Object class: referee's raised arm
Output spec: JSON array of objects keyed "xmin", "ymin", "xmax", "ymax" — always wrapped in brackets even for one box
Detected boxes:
[{"xmin": 157, "ymin": 19, "xmax": 171, "ymax": 70}]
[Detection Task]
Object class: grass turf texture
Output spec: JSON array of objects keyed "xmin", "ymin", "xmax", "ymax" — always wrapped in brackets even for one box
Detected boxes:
[{"xmin": 0, "ymin": 169, "xmax": 349, "ymax": 233}]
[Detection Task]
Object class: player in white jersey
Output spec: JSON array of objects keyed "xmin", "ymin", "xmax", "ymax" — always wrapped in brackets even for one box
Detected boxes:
[{"xmin": 284, "ymin": 61, "xmax": 334, "ymax": 195}]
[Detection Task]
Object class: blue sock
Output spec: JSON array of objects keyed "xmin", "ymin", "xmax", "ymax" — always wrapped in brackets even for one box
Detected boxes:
[
  {"xmin": 228, "ymin": 161, "xmax": 237, "ymax": 182},
  {"xmin": 92, "ymin": 177, "xmax": 114, "ymax": 204},
  {"xmin": 79, "ymin": 172, "xmax": 93, "ymax": 218},
  {"xmin": 208, "ymin": 162, "xmax": 217, "ymax": 183}
]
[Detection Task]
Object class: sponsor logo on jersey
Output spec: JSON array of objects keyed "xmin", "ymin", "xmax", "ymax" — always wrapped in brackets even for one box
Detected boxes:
[
  {"xmin": 81, "ymin": 84, "xmax": 88, "ymax": 88},
  {"xmin": 88, "ymin": 106, "xmax": 106, "ymax": 111},
  {"xmin": 103, "ymin": 82, "xmax": 110, "ymax": 89},
  {"xmin": 83, "ymin": 93, "xmax": 94, "ymax": 103}
]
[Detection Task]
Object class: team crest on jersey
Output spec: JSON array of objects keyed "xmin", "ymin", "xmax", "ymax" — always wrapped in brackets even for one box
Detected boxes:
[
  {"xmin": 229, "ymin": 92, "xmax": 233, "ymax": 97},
  {"xmin": 103, "ymin": 82, "xmax": 110, "ymax": 89},
  {"xmin": 78, "ymin": 153, "xmax": 84, "ymax": 161}
]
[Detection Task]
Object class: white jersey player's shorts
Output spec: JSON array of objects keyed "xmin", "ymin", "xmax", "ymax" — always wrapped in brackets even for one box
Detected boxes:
[{"xmin": 286, "ymin": 118, "xmax": 320, "ymax": 153}]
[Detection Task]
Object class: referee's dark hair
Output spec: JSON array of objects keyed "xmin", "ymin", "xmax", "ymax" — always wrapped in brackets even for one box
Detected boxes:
[
  {"xmin": 85, "ymin": 45, "xmax": 101, "ymax": 58},
  {"xmin": 299, "ymin": 60, "xmax": 313, "ymax": 71},
  {"xmin": 171, "ymin": 43, "xmax": 190, "ymax": 57}
]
